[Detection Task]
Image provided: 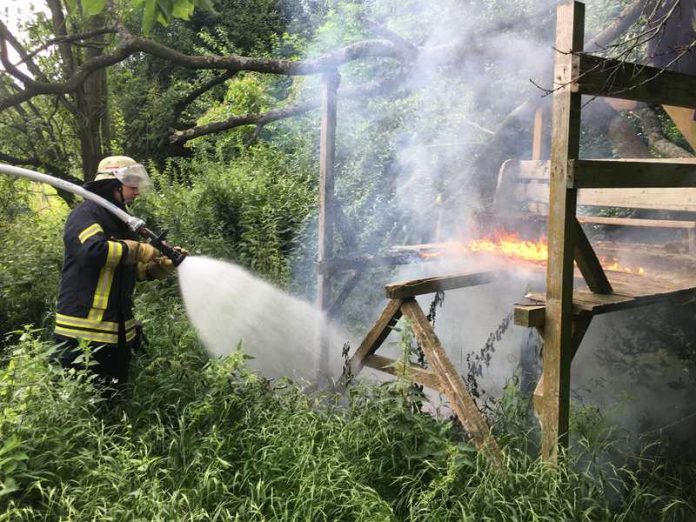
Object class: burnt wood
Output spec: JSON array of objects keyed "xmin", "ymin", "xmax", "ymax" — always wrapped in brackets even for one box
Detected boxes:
[{"xmin": 385, "ymin": 271, "xmax": 497, "ymax": 299}]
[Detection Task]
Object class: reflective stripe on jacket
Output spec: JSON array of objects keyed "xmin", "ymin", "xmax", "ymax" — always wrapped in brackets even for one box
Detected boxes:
[{"xmin": 55, "ymin": 200, "xmax": 138, "ymax": 346}]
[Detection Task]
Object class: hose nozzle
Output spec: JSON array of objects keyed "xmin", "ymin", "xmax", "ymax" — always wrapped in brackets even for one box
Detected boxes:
[{"xmin": 136, "ymin": 226, "xmax": 188, "ymax": 267}]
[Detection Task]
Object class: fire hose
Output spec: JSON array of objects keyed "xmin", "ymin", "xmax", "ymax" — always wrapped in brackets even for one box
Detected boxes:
[{"xmin": 0, "ymin": 163, "xmax": 187, "ymax": 267}]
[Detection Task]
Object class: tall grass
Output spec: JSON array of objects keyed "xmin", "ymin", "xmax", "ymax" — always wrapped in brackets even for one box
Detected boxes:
[{"xmin": 2, "ymin": 297, "xmax": 694, "ymax": 521}]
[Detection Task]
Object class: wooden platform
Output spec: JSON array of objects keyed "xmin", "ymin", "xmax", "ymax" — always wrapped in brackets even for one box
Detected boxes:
[{"xmin": 515, "ymin": 270, "xmax": 696, "ymax": 327}]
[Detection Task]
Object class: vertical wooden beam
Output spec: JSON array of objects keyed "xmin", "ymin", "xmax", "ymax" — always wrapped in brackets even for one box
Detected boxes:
[
  {"xmin": 542, "ymin": 1, "xmax": 584, "ymax": 462},
  {"xmin": 533, "ymin": 314, "xmax": 592, "ymax": 418},
  {"xmin": 316, "ymin": 71, "xmax": 340, "ymax": 378},
  {"xmin": 532, "ymin": 107, "xmax": 544, "ymax": 160}
]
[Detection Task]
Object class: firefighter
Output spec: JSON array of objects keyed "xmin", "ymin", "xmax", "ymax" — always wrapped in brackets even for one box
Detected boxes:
[{"xmin": 53, "ymin": 155, "xmax": 177, "ymax": 389}]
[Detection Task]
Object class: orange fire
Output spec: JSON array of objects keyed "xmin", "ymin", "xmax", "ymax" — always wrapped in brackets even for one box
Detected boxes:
[
  {"xmin": 467, "ymin": 233, "xmax": 547, "ymax": 262},
  {"xmin": 418, "ymin": 232, "xmax": 645, "ymax": 274}
]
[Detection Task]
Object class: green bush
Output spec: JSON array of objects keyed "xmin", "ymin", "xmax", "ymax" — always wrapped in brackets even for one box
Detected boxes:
[
  {"xmin": 1, "ymin": 321, "xmax": 694, "ymax": 521},
  {"xmin": 0, "ymin": 186, "xmax": 65, "ymax": 342},
  {"xmin": 135, "ymin": 146, "xmax": 316, "ymax": 284}
]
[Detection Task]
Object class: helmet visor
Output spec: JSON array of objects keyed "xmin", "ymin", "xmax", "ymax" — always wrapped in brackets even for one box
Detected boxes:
[{"xmin": 113, "ymin": 164, "xmax": 152, "ymax": 189}]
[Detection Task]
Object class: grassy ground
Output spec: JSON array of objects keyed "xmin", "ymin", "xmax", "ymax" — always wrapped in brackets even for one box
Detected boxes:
[{"xmin": 1, "ymin": 293, "xmax": 695, "ymax": 522}]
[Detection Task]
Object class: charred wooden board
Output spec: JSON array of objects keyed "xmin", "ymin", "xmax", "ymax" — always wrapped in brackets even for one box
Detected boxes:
[{"xmin": 385, "ymin": 271, "xmax": 498, "ymax": 299}]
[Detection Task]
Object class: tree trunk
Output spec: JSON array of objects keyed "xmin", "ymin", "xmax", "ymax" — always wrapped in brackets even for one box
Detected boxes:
[{"xmin": 47, "ymin": 0, "xmax": 109, "ymax": 182}]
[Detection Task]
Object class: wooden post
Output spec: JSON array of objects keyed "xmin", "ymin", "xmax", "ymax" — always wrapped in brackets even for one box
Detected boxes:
[
  {"xmin": 532, "ymin": 107, "xmax": 544, "ymax": 160},
  {"xmin": 316, "ymin": 71, "xmax": 340, "ymax": 379},
  {"xmin": 541, "ymin": 1, "xmax": 584, "ymax": 462}
]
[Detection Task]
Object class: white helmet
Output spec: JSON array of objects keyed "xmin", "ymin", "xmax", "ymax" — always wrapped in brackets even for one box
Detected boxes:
[{"xmin": 95, "ymin": 155, "xmax": 152, "ymax": 189}]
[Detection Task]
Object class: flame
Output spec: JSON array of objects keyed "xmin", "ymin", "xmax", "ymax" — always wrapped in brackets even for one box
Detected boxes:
[
  {"xmin": 417, "ymin": 231, "xmax": 645, "ymax": 274},
  {"xmin": 467, "ymin": 233, "xmax": 547, "ymax": 262}
]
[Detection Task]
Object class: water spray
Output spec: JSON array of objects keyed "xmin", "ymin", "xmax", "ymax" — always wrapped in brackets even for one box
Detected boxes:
[{"xmin": 0, "ymin": 163, "xmax": 187, "ymax": 266}]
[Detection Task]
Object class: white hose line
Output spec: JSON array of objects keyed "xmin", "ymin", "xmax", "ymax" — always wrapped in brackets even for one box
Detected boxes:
[{"xmin": 0, "ymin": 163, "xmax": 144, "ymax": 232}]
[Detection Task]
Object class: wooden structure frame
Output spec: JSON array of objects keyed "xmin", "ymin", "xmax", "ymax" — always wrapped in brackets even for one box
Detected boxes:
[
  {"xmin": 344, "ymin": 272, "xmax": 503, "ymax": 464},
  {"xmin": 314, "ymin": 0, "xmax": 696, "ymax": 463},
  {"xmin": 512, "ymin": 1, "xmax": 696, "ymax": 461}
]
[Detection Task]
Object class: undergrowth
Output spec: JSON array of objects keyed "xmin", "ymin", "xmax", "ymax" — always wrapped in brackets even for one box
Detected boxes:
[{"xmin": 1, "ymin": 309, "xmax": 694, "ymax": 520}]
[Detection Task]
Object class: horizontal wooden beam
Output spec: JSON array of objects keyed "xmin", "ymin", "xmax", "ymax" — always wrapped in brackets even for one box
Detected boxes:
[
  {"xmin": 569, "ymin": 159, "xmax": 696, "ymax": 189},
  {"xmin": 385, "ymin": 271, "xmax": 497, "ymax": 299},
  {"xmin": 363, "ymin": 354, "xmax": 442, "ymax": 391},
  {"xmin": 575, "ymin": 53, "xmax": 696, "ymax": 109},
  {"xmin": 578, "ymin": 215, "xmax": 696, "ymax": 229},
  {"xmin": 495, "ymin": 160, "xmax": 696, "ymax": 212}
]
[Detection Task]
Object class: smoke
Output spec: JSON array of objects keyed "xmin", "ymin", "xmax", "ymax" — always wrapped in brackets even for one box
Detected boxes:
[{"xmin": 288, "ymin": 0, "xmax": 696, "ymax": 444}]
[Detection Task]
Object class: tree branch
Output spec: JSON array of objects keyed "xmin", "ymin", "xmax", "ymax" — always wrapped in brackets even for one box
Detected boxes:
[
  {"xmin": 172, "ymin": 70, "xmax": 237, "ymax": 119},
  {"xmin": 20, "ymin": 27, "xmax": 116, "ymax": 65},
  {"xmin": 0, "ymin": 20, "xmax": 80, "ymax": 115},
  {"xmin": 635, "ymin": 106, "xmax": 695, "ymax": 157},
  {"xmin": 170, "ymin": 73, "xmax": 408, "ymax": 143},
  {"xmin": 0, "ymin": 32, "xmax": 407, "ymax": 112},
  {"xmin": 585, "ymin": 0, "xmax": 659, "ymax": 51}
]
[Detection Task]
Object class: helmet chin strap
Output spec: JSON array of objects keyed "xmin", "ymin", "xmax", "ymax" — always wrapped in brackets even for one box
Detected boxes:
[{"xmin": 115, "ymin": 182, "xmax": 126, "ymax": 206}]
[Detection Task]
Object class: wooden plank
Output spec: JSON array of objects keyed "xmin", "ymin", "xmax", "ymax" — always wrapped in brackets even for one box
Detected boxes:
[
  {"xmin": 573, "ymin": 219, "xmax": 612, "ymax": 294},
  {"xmin": 363, "ymin": 354, "xmax": 442, "ymax": 391},
  {"xmin": 400, "ymin": 299, "xmax": 502, "ymax": 464},
  {"xmin": 514, "ymin": 303, "xmax": 546, "ymax": 328},
  {"xmin": 575, "ymin": 53, "xmax": 696, "ymax": 109},
  {"xmin": 385, "ymin": 271, "xmax": 497, "ymax": 299},
  {"xmin": 316, "ymin": 71, "xmax": 340, "ymax": 377},
  {"xmin": 500, "ymin": 160, "xmax": 696, "ymax": 213},
  {"xmin": 577, "ymin": 215, "xmax": 696, "ymax": 229},
  {"xmin": 532, "ymin": 107, "xmax": 544, "ymax": 161},
  {"xmin": 345, "ymin": 298, "xmax": 403, "ymax": 377},
  {"xmin": 569, "ymin": 159, "xmax": 696, "ymax": 189},
  {"xmin": 542, "ymin": 1, "xmax": 585, "ymax": 462},
  {"xmin": 524, "ymin": 272, "xmax": 696, "ymax": 315}
]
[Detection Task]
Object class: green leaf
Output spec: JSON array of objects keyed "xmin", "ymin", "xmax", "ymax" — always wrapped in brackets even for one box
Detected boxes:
[
  {"xmin": 172, "ymin": 0, "xmax": 195, "ymax": 20},
  {"xmin": 64, "ymin": 0, "xmax": 78, "ymax": 13},
  {"xmin": 0, "ymin": 479, "xmax": 18, "ymax": 498},
  {"xmin": 83, "ymin": 0, "xmax": 107, "ymax": 17},
  {"xmin": 142, "ymin": 0, "xmax": 158, "ymax": 34},
  {"xmin": 156, "ymin": 0, "xmax": 173, "ymax": 22}
]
